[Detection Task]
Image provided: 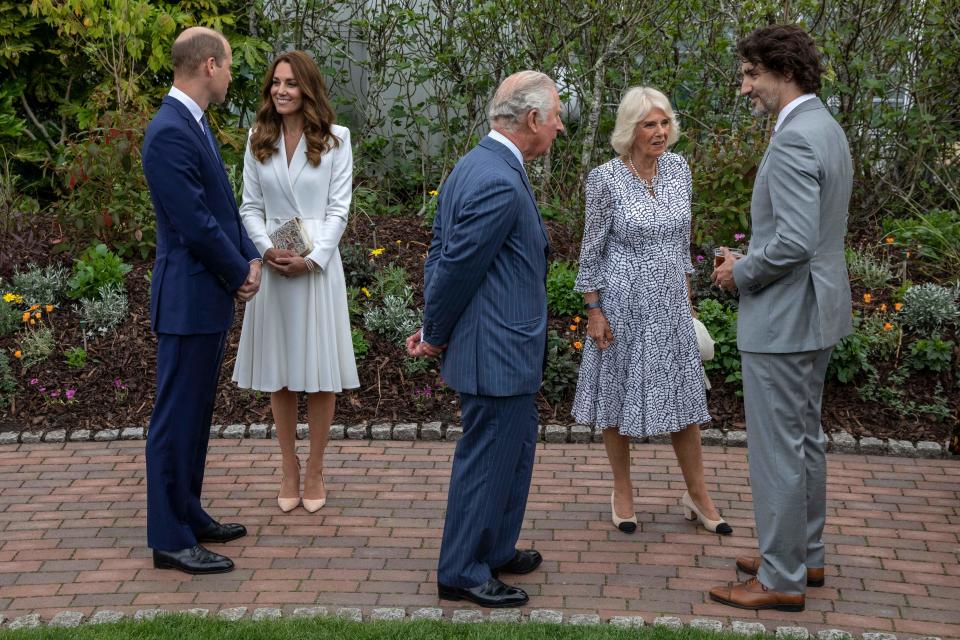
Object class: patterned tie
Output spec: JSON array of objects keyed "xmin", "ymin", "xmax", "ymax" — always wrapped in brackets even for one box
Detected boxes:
[{"xmin": 200, "ymin": 114, "xmax": 219, "ymax": 158}]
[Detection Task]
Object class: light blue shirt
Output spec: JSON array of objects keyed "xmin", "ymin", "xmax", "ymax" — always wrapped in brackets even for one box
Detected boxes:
[
  {"xmin": 775, "ymin": 94, "xmax": 816, "ymax": 132},
  {"xmin": 487, "ymin": 130, "xmax": 524, "ymax": 166}
]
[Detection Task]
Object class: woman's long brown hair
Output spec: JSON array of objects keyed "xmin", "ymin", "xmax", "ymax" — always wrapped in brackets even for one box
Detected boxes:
[{"xmin": 250, "ymin": 50, "xmax": 340, "ymax": 166}]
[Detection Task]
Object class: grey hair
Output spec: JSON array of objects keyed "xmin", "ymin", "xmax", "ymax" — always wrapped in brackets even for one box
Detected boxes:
[
  {"xmin": 609, "ymin": 86, "xmax": 680, "ymax": 155},
  {"xmin": 487, "ymin": 70, "xmax": 556, "ymax": 131}
]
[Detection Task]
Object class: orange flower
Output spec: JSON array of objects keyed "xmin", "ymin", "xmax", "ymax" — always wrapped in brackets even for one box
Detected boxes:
[
  {"xmin": 879, "ymin": 303, "xmax": 887, "ymax": 312},
  {"xmin": 34, "ymin": 311, "xmax": 42, "ymax": 319},
  {"xmin": 44, "ymin": 305, "xmax": 54, "ymax": 313},
  {"xmin": 885, "ymin": 236, "xmax": 894, "ymax": 245},
  {"xmin": 863, "ymin": 293, "xmax": 872, "ymax": 303},
  {"xmin": 906, "ymin": 251, "xmax": 911, "ymax": 258},
  {"xmin": 894, "ymin": 302, "xmax": 903, "ymax": 311},
  {"xmin": 574, "ymin": 316, "xmax": 581, "ymax": 323},
  {"xmin": 883, "ymin": 322, "xmax": 893, "ymax": 331},
  {"xmin": 29, "ymin": 319, "xmax": 36, "ymax": 325},
  {"xmin": 28, "ymin": 304, "xmax": 38, "ymax": 312},
  {"xmin": 568, "ymin": 324, "xmax": 577, "ymax": 331},
  {"xmin": 573, "ymin": 341, "xmax": 583, "ymax": 350},
  {"xmin": 13, "ymin": 350, "xmax": 21, "ymax": 359},
  {"xmin": 21, "ymin": 312, "xmax": 29, "ymax": 322}
]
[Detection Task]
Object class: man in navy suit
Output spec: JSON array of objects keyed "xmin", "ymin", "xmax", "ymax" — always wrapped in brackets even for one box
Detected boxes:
[
  {"xmin": 406, "ymin": 71, "xmax": 564, "ymax": 607},
  {"xmin": 141, "ymin": 27, "xmax": 262, "ymax": 574}
]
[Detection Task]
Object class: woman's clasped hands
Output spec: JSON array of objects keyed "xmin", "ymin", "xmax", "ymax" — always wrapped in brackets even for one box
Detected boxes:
[{"xmin": 265, "ymin": 247, "xmax": 311, "ymax": 277}]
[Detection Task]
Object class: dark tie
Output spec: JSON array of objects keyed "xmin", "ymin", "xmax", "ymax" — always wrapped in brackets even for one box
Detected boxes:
[{"xmin": 200, "ymin": 114, "xmax": 219, "ymax": 158}]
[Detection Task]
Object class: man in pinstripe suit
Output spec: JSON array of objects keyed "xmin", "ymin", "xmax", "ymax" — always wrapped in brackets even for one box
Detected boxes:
[{"xmin": 406, "ymin": 71, "xmax": 564, "ymax": 608}]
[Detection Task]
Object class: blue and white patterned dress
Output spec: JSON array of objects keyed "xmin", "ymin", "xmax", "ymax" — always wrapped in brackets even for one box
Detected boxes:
[{"xmin": 571, "ymin": 153, "xmax": 710, "ymax": 437}]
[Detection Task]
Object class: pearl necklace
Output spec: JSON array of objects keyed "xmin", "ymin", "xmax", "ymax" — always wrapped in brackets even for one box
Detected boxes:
[{"xmin": 626, "ymin": 155, "xmax": 659, "ymax": 193}]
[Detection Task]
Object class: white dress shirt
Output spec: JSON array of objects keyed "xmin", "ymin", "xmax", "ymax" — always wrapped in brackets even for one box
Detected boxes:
[
  {"xmin": 488, "ymin": 130, "xmax": 525, "ymax": 166},
  {"xmin": 775, "ymin": 94, "xmax": 817, "ymax": 132}
]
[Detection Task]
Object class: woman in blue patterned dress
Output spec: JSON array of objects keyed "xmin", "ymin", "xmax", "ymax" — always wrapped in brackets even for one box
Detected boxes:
[{"xmin": 572, "ymin": 86, "xmax": 731, "ymax": 536}]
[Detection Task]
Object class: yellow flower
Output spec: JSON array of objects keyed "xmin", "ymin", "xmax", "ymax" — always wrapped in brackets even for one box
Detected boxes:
[
  {"xmin": 361, "ymin": 287, "xmax": 371, "ymax": 298},
  {"xmin": 885, "ymin": 236, "xmax": 894, "ymax": 245},
  {"xmin": 863, "ymin": 293, "xmax": 872, "ymax": 304},
  {"xmin": 13, "ymin": 350, "xmax": 21, "ymax": 359},
  {"xmin": 573, "ymin": 341, "xmax": 583, "ymax": 350},
  {"xmin": 429, "ymin": 190, "xmax": 439, "ymax": 197},
  {"xmin": 574, "ymin": 316, "xmax": 581, "ymax": 323},
  {"xmin": 395, "ymin": 240, "xmax": 401, "ymax": 245},
  {"xmin": 45, "ymin": 305, "xmax": 54, "ymax": 313},
  {"xmin": 894, "ymin": 302, "xmax": 903, "ymax": 311},
  {"xmin": 2, "ymin": 293, "xmax": 23, "ymax": 304},
  {"xmin": 883, "ymin": 322, "xmax": 893, "ymax": 331},
  {"xmin": 369, "ymin": 248, "xmax": 385, "ymax": 257},
  {"xmin": 29, "ymin": 319, "xmax": 36, "ymax": 325}
]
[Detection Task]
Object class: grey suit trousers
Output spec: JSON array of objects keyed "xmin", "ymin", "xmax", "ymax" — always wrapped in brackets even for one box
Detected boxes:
[{"xmin": 741, "ymin": 347, "xmax": 832, "ymax": 594}]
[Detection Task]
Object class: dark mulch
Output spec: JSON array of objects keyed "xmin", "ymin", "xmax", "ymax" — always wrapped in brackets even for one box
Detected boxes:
[{"xmin": 1, "ymin": 214, "xmax": 957, "ymax": 448}]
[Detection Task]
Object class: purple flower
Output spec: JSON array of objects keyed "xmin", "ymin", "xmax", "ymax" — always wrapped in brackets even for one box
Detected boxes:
[
  {"xmin": 50, "ymin": 390, "xmax": 60, "ymax": 398},
  {"xmin": 38, "ymin": 386, "xmax": 46, "ymax": 393},
  {"xmin": 695, "ymin": 255, "xmax": 705, "ymax": 263},
  {"xmin": 65, "ymin": 389, "xmax": 76, "ymax": 400},
  {"xmin": 29, "ymin": 378, "xmax": 39, "ymax": 385},
  {"xmin": 113, "ymin": 377, "xmax": 122, "ymax": 388},
  {"xmin": 734, "ymin": 232, "xmax": 746, "ymax": 241}
]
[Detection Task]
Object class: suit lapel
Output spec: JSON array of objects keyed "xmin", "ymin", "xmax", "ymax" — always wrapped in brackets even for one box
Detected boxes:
[
  {"xmin": 163, "ymin": 97, "xmax": 236, "ymax": 207},
  {"xmin": 288, "ymin": 135, "xmax": 309, "ymax": 186},
  {"xmin": 759, "ymin": 98, "xmax": 825, "ymax": 174},
  {"xmin": 270, "ymin": 136, "xmax": 302, "ymax": 214}
]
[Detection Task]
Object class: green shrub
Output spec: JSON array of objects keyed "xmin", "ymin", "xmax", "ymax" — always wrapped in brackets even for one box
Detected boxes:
[
  {"xmin": 371, "ymin": 264, "xmax": 410, "ymax": 299},
  {"xmin": 828, "ymin": 314, "xmax": 876, "ymax": 383},
  {"xmin": 0, "ymin": 351, "xmax": 15, "ymax": 409},
  {"xmin": 351, "ymin": 328, "xmax": 369, "ymax": 361},
  {"xmin": 882, "ymin": 209, "xmax": 960, "ymax": 278},
  {"xmin": 696, "ymin": 298, "xmax": 742, "ymax": 393},
  {"xmin": 340, "ymin": 243, "xmax": 377, "ymax": 289},
  {"xmin": 363, "ymin": 289, "xmax": 421, "ymax": 346},
  {"xmin": 67, "ymin": 244, "xmax": 131, "ymax": 301},
  {"xmin": 12, "ymin": 263, "xmax": 70, "ymax": 306},
  {"xmin": 899, "ymin": 283, "xmax": 959, "ymax": 334},
  {"xmin": 78, "ymin": 283, "xmax": 128, "ymax": 336},
  {"xmin": 403, "ymin": 356, "xmax": 431, "ymax": 376},
  {"xmin": 64, "ymin": 347, "xmax": 87, "ymax": 369},
  {"xmin": 546, "ymin": 260, "xmax": 582, "ymax": 318},
  {"xmin": 0, "ymin": 296, "xmax": 20, "ymax": 337},
  {"xmin": 846, "ymin": 248, "xmax": 893, "ymax": 290},
  {"xmin": 907, "ymin": 337, "xmax": 954, "ymax": 373},
  {"xmin": 541, "ymin": 329, "xmax": 579, "ymax": 405},
  {"xmin": 19, "ymin": 325, "xmax": 54, "ymax": 369}
]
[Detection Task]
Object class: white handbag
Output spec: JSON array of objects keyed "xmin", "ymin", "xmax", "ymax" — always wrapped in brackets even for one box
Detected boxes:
[{"xmin": 692, "ymin": 317, "xmax": 715, "ymax": 362}]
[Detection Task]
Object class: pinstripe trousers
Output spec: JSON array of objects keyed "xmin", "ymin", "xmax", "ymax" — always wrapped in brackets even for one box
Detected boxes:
[{"xmin": 436, "ymin": 392, "xmax": 539, "ymax": 587}]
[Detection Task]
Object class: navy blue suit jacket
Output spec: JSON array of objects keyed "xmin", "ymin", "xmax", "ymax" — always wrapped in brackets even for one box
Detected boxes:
[
  {"xmin": 422, "ymin": 137, "xmax": 549, "ymax": 397},
  {"xmin": 142, "ymin": 96, "xmax": 259, "ymax": 335}
]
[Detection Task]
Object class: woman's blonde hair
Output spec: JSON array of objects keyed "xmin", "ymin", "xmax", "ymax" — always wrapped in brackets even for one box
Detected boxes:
[{"xmin": 609, "ymin": 86, "xmax": 680, "ymax": 155}]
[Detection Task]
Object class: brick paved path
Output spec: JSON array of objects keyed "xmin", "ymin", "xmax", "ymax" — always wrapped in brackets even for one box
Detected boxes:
[{"xmin": 1, "ymin": 439, "xmax": 957, "ymax": 637}]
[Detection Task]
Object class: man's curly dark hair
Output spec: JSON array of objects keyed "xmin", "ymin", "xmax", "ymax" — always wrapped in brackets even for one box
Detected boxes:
[{"xmin": 737, "ymin": 25, "xmax": 824, "ymax": 94}]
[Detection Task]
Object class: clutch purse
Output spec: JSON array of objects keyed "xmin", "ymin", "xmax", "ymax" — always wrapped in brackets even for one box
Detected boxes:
[
  {"xmin": 692, "ymin": 317, "xmax": 715, "ymax": 362},
  {"xmin": 268, "ymin": 217, "xmax": 312, "ymax": 257}
]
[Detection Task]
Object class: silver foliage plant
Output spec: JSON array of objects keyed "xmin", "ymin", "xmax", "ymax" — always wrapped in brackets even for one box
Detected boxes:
[
  {"xmin": 363, "ymin": 286, "xmax": 422, "ymax": 346},
  {"xmin": 846, "ymin": 248, "xmax": 893, "ymax": 290},
  {"xmin": 78, "ymin": 283, "xmax": 128, "ymax": 336},
  {"xmin": 12, "ymin": 263, "xmax": 70, "ymax": 306},
  {"xmin": 899, "ymin": 283, "xmax": 959, "ymax": 335}
]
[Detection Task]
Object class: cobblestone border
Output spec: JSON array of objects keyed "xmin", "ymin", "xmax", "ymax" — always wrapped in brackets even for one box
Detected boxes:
[
  {"xmin": 0, "ymin": 607, "xmax": 941, "ymax": 640},
  {"xmin": 0, "ymin": 422, "xmax": 952, "ymax": 458}
]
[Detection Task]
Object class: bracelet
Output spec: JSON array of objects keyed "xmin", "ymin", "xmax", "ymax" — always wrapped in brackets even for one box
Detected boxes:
[
  {"xmin": 303, "ymin": 257, "xmax": 316, "ymax": 272},
  {"xmin": 584, "ymin": 301, "xmax": 602, "ymax": 310}
]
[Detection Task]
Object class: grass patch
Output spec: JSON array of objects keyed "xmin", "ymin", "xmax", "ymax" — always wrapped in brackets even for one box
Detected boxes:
[{"xmin": 0, "ymin": 615, "xmax": 739, "ymax": 640}]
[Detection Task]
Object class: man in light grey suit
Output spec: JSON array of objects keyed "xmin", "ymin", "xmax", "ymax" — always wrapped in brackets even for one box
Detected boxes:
[{"xmin": 710, "ymin": 25, "xmax": 853, "ymax": 612}]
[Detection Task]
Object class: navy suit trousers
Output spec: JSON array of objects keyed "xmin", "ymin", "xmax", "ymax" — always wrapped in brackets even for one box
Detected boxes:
[
  {"xmin": 146, "ymin": 331, "xmax": 227, "ymax": 550},
  {"xmin": 437, "ymin": 392, "xmax": 538, "ymax": 587}
]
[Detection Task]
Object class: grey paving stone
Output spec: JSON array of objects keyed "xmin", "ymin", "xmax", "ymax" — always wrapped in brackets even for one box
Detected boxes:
[
  {"xmin": 653, "ymin": 616, "xmax": 682, "ymax": 629},
  {"xmin": 861, "ymin": 634, "xmax": 897, "ymax": 640},
  {"xmin": 291, "ymin": 606, "xmax": 327, "ymax": 619},
  {"xmin": 544, "ymin": 424, "xmax": 568, "ymax": 443},
  {"xmin": 183, "ymin": 608, "xmax": 209, "ymax": 618},
  {"xmin": 569, "ymin": 424, "xmax": 592, "ymax": 443},
  {"xmin": 43, "ymin": 429, "xmax": 66, "ymax": 443},
  {"xmin": 608, "ymin": 616, "xmax": 645, "ymax": 628},
  {"xmin": 370, "ymin": 608, "xmax": 405, "ymax": 621},
  {"xmin": 690, "ymin": 618, "xmax": 723, "ymax": 632},
  {"xmin": 816, "ymin": 630, "xmax": 852, "ymax": 640},
  {"xmin": 69, "ymin": 429, "xmax": 91, "ymax": 441},
  {"xmin": 700, "ymin": 428, "xmax": 724, "ymax": 446},
  {"xmin": 487, "ymin": 610, "xmax": 521, "ymax": 623},
  {"xmin": 725, "ymin": 430, "xmax": 748, "ymax": 447},
  {"xmin": 568, "ymin": 614, "xmax": 601, "ymax": 625},
  {"xmin": 120, "ymin": 427, "xmax": 144, "ymax": 440},
  {"xmin": 529, "ymin": 610, "xmax": 562, "ymax": 624},
  {"xmin": 370, "ymin": 423, "xmax": 392, "ymax": 440},
  {"xmin": 732, "ymin": 620, "xmax": 767, "ymax": 635},
  {"xmin": 409, "ymin": 608, "xmax": 443, "ymax": 621},
  {"xmin": 88, "ymin": 610, "xmax": 125, "ymax": 624},
  {"xmin": 537, "ymin": 424, "xmax": 545, "ymax": 440},
  {"xmin": 20, "ymin": 430, "xmax": 42, "ymax": 443},
  {"xmin": 420, "ymin": 422, "xmax": 442, "ymax": 441},
  {"xmin": 445, "ymin": 426, "xmax": 463, "ymax": 441},
  {"xmin": 217, "ymin": 607, "xmax": 247, "ymax": 621},
  {"xmin": 336, "ymin": 607, "xmax": 362, "ymax": 622},
  {"xmin": 9, "ymin": 614, "xmax": 41, "ymax": 629},
  {"xmin": 329, "ymin": 424, "xmax": 345, "ymax": 440},
  {"xmin": 346, "ymin": 424, "xmax": 368, "ymax": 439},
  {"xmin": 49, "ymin": 611, "xmax": 84, "ymax": 627},
  {"xmin": 916, "ymin": 440, "xmax": 942, "ymax": 458},
  {"xmin": 393, "ymin": 423, "xmax": 417, "ymax": 441},
  {"xmin": 829, "ymin": 429, "xmax": 858, "ymax": 453},
  {"xmin": 296, "ymin": 423, "xmax": 309, "ymax": 439},
  {"xmin": 248, "ymin": 423, "xmax": 269, "ymax": 439},
  {"xmin": 251, "ymin": 608, "xmax": 281, "ymax": 621},
  {"xmin": 887, "ymin": 439, "xmax": 917, "ymax": 458},
  {"xmin": 0, "ymin": 431, "xmax": 18, "ymax": 445},
  {"xmin": 859, "ymin": 436, "xmax": 885, "ymax": 455},
  {"xmin": 209, "ymin": 424, "xmax": 222, "ymax": 438},
  {"xmin": 221, "ymin": 424, "xmax": 245, "ymax": 439},
  {"xmin": 776, "ymin": 627, "xmax": 809, "ymax": 639},
  {"xmin": 591, "ymin": 427, "xmax": 603, "ymax": 443},
  {"xmin": 451, "ymin": 610, "xmax": 483, "ymax": 623},
  {"xmin": 134, "ymin": 609, "xmax": 165, "ymax": 621}
]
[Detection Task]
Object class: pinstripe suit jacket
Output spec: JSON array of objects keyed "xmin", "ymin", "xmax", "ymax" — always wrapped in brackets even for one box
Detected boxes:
[{"xmin": 422, "ymin": 137, "xmax": 549, "ymax": 396}]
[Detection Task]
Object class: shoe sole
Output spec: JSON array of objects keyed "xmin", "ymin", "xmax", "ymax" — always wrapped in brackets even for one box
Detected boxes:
[
  {"xmin": 709, "ymin": 592, "xmax": 804, "ymax": 612},
  {"xmin": 153, "ymin": 560, "xmax": 234, "ymax": 575},
  {"xmin": 437, "ymin": 588, "xmax": 528, "ymax": 608},
  {"xmin": 736, "ymin": 561, "xmax": 824, "ymax": 587}
]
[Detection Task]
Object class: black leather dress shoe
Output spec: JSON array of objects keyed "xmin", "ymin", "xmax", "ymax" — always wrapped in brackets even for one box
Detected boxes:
[
  {"xmin": 195, "ymin": 521, "xmax": 246, "ymax": 544},
  {"xmin": 492, "ymin": 549, "xmax": 542, "ymax": 577},
  {"xmin": 152, "ymin": 545, "xmax": 234, "ymax": 574},
  {"xmin": 437, "ymin": 578, "xmax": 528, "ymax": 608}
]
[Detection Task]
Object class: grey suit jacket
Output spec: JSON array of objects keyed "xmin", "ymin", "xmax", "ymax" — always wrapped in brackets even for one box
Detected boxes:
[{"xmin": 733, "ymin": 98, "xmax": 853, "ymax": 353}]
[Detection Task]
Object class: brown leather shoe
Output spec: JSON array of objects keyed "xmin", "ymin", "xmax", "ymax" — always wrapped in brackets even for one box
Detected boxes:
[
  {"xmin": 735, "ymin": 556, "xmax": 825, "ymax": 587},
  {"xmin": 709, "ymin": 577, "xmax": 805, "ymax": 612}
]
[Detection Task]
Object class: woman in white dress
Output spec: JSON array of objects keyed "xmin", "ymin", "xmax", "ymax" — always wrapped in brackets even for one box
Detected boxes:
[
  {"xmin": 572, "ymin": 87, "xmax": 730, "ymax": 535},
  {"xmin": 233, "ymin": 50, "xmax": 359, "ymax": 513}
]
